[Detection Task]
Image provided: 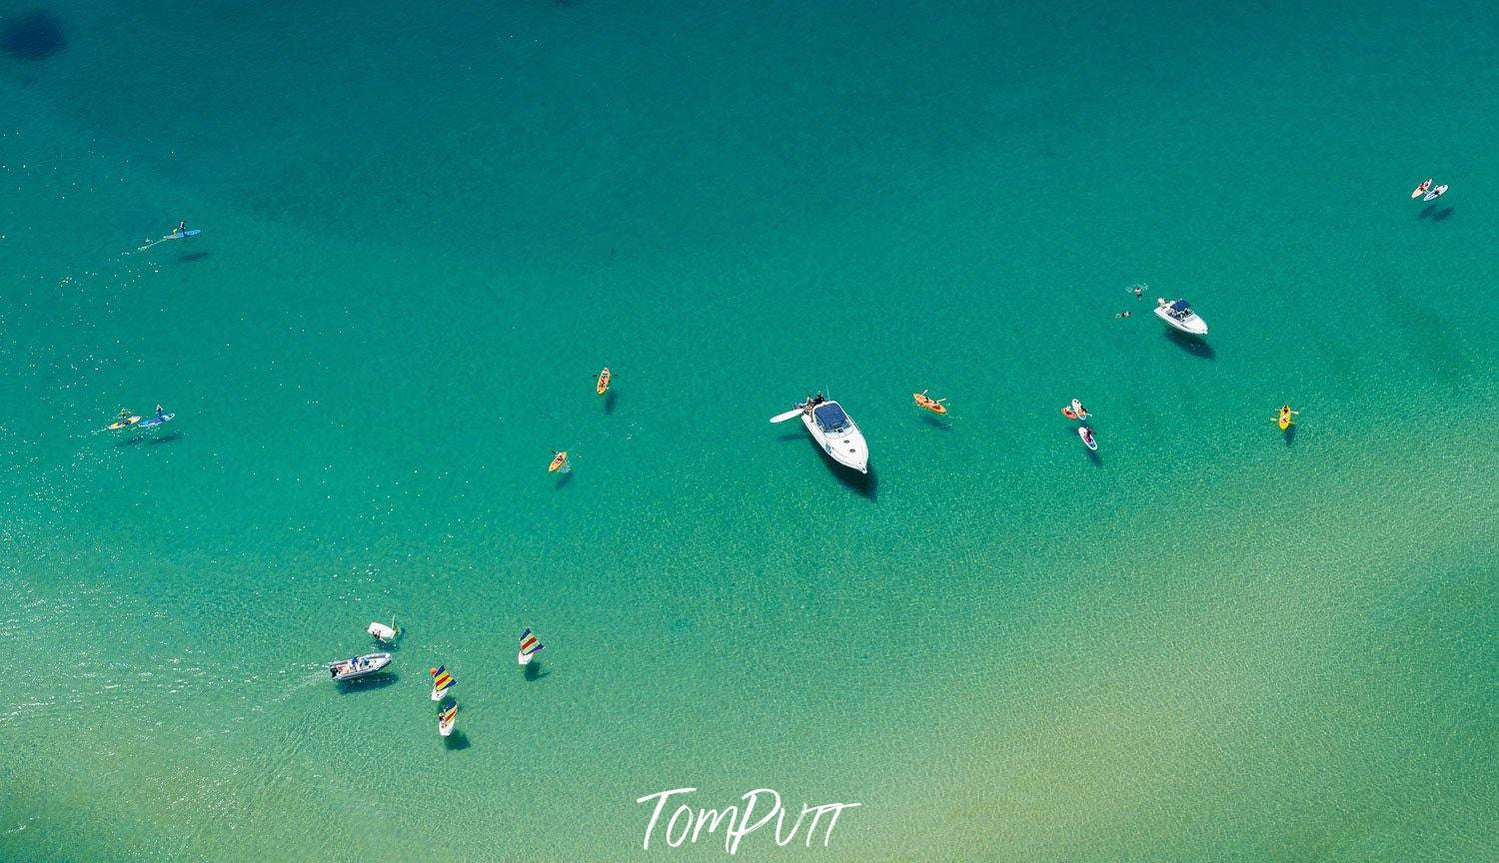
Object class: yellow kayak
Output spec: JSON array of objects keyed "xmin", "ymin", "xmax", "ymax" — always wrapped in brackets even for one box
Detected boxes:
[
  {"xmin": 913, "ymin": 391, "xmax": 947, "ymax": 415},
  {"xmin": 548, "ymin": 451, "xmax": 569, "ymax": 473},
  {"xmin": 107, "ymin": 415, "xmax": 141, "ymax": 431},
  {"xmin": 596, "ymin": 367, "xmax": 611, "ymax": 396},
  {"xmin": 1276, "ymin": 405, "xmax": 1296, "ymax": 431}
]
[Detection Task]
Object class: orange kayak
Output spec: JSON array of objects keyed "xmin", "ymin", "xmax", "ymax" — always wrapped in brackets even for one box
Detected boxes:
[
  {"xmin": 596, "ymin": 367, "xmax": 611, "ymax": 396},
  {"xmin": 548, "ymin": 451, "xmax": 569, "ymax": 473},
  {"xmin": 913, "ymin": 391, "xmax": 948, "ymax": 415}
]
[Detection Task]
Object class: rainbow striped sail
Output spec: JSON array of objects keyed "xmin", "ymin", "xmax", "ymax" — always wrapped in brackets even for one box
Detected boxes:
[
  {"xmin": 518, "ymin": 628, "xmax": 546, "ymax": 665},
  {"xmin": 438, "ymin": 702, "xmax": 458, "ymax": 737},
  {"xmin": 429, "ymin": 665, "xmax": 455, "ymax": 700}
]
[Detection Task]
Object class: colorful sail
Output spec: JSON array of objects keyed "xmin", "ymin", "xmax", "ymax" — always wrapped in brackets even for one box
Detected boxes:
[
  {"xmin": 439, "ymin": 703, "xmax": 457, "ymax": 722},
  {"xmin": 430, "ymin": 665, "xmax": 455, "ymax": 694},
  {"xmin": 519, "ymin": 628, "xmax": 545, "ymax": 658}
]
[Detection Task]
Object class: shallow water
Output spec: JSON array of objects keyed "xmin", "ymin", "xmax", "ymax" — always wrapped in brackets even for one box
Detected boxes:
[{"xmin": 1, "ymin": 2, "xmax": 1495, "ymax": 861}]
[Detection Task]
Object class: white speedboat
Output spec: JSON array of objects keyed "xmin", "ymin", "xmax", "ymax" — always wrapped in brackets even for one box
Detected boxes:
[
  {"xmin": 329, "ymin": 652, "xmax": 392, "ymax": 681},
  {"xmin": 771, "ymin": 396, "xmax": 868, "ymax": 474},
  {"xmin": 1154, "ymin": 298, "xmax": 1208, "ymax": 336}
]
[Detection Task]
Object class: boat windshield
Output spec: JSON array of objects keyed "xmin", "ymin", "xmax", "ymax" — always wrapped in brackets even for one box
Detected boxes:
[{"xmin": 813, "ymin": 402, "xmax": 850, "ymax": 431}]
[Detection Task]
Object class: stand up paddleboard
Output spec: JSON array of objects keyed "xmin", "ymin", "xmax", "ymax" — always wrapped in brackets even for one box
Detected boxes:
[
  {"xmin": 104, "ymin": 415, "xmax": 142, "ymax": 431},
  {"xmin": 137, "ymin": 229, "xmax": 201, "ymax": 251},
  {"xmin": 1411, "ymin": 179, "xmax": 1432, "ymax": 199},
  {"xmin": 1422, "ymin": 184, "xmax": 1448, "ymax": 202},
  {"xmin": 137, "ymin": 412, "xmax": 175, "ymax": 429},
  {"xmin": 1078, "ymin": 426, "xmax": 1098, "ymax": 451}
]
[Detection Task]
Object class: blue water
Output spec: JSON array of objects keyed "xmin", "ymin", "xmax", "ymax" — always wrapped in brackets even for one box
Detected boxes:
[{"xmin": 1, "ymin": 2, "xmax": 1495, "ymax": 861}]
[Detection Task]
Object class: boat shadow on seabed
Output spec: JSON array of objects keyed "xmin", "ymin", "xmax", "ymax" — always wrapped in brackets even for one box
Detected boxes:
[
  {"xmin": 443, "ymin": 730, "xmax": 471, "ymax": 751},
  {"xmin": 336, "ymin": 673, "xmax": 400, "ymax": 694},
  {"xmin": 775, "ymin": 431, "xmax": 878, "ymax": 500},
  {"xmin": 1163, "ymin": 328, "xmax": 1216, "ymax": 360}
]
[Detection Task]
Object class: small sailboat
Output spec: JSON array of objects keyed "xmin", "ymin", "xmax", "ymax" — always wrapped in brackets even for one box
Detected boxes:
[
  {"xmin": 913, "ymin": 390, "xmax": 948, "ymax": 415},
  {"xmin": 1078, "ymin": 425, "xmax": 1098, "ymax": 451},
  {"xmin": 1411, "ymin": 179, "xmax": 1432, "ymax": 199},
  {"xmin": 367, "ymin": 616, "xmax": 400, "ymax": 643},
  {"xmin": 438, "ymin": 701, "xmax": 458, "ymax": 737},
  {"xmin": 548, "ymin": 450, "xmax": 570, "ymax": 473},
  {"xmin": 1060, "ymin": 399, "xmax": 1089, "ymax": 420},
  {"xmin": 430, "ymin": 665, "xmax": 455, "ymax": 701},
  {"xmin": 518, "ymin": 628, "xmax": 546, "ymax": 666},
  {"xmin": 1275, "ymin": 405, "xmax": 1299, "ymax": 431},
  {"xmin": 596, "ymin": 367, "xmax": 612, "ymax": 396}
]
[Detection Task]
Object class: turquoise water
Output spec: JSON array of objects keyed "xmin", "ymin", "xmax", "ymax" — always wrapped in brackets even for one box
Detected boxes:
[{"xmin": 2, "ymin": 2, "xmax": 1495, "ymax": 861}]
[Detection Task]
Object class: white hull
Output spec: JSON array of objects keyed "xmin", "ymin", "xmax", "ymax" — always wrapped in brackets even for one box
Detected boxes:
[
  {"xmin": 431, "ymin": 687, "xmax": 448, "ymax": 701},
  {"xmin": 518, "ymin": 651, "xmax": 532, "ymax": 666},
  {"xmin": 329, "ymin": 652, "xmax": 392, "ymax": 681},
  {"xmin": 801, "ymin": 408, "xmax": 868, "ymax": 474},
  {"xmin": 1154, "ymin": 300, "xmax": 1208, "ymax": 336},
  {"xmin": 439, "ymin": 719, "xmax": 456, "ymax": 737}
]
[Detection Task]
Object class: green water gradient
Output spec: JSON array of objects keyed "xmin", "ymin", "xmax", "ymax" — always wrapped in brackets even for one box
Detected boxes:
[{"xmin": 1, "ymin": 1, "xmax": 1495, "ymax": 860}]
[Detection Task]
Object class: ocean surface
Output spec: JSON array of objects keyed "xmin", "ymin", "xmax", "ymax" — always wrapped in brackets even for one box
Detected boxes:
[{"xmin": 2, "ymin": 2, "xmax": 1495, "ymax": 861}]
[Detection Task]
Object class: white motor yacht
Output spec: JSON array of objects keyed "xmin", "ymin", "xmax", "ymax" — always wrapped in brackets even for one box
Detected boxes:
[
  {"xmin": 1154, "ymin": 297, "xmax": 1209, "ymax": 336},
  {"xmin": 802, "ymin": 399, "xmax": 869, "ymax": 474},
  {"xmin": 329, "ymin": 652, "xmax": 392, "ymax": 682},
  {"xmin": 771, "ymin": 396, "xmax": 870, "ymax": 474}
]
